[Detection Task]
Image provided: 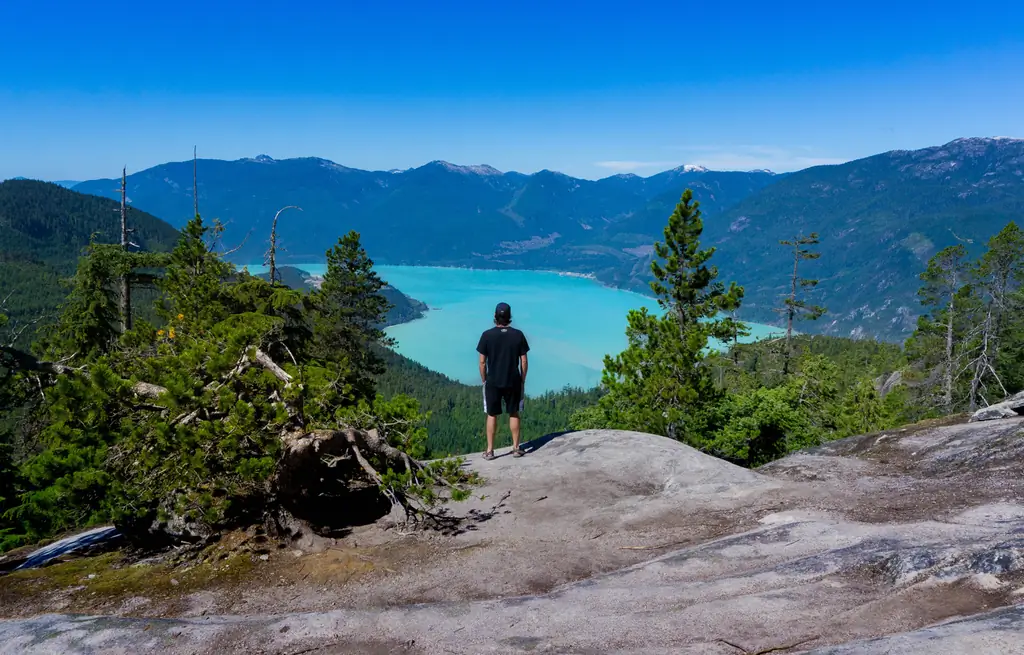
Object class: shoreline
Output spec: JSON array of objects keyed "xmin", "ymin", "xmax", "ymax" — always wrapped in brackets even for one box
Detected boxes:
[{"xmin": 243, "ymin": 260, "xmax": 651, "ymax": 301}]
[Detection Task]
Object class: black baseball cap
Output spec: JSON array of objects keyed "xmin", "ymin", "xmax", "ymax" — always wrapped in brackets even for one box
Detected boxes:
[{"xmin": 495, "ymin": 302, "xmax": 512, "ymax": 319}]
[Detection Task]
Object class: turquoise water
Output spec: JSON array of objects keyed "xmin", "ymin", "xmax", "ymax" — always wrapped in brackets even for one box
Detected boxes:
[{"xmin": 244, "ymin": 264, "xmax": 783, "ymax": 394}]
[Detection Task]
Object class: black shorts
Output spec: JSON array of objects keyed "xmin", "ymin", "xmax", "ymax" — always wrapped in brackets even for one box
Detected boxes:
[{"xmin": 483, "ymin": 384, "xmax": 523, "ymax": 416}]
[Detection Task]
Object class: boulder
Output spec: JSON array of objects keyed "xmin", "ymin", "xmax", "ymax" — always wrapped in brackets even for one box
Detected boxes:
[
  {"xmin": 969, "ymin": 390, "xmax": 1024, "ymax": 422},
  {"xmin": 873, "ymin": 370, "xmax": 904, "ymax": 397}
]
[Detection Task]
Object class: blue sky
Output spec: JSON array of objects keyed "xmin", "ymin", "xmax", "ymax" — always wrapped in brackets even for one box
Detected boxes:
[{"xmin": 2, "ymin": 0, "xmax": 1022, "ymax": 181}]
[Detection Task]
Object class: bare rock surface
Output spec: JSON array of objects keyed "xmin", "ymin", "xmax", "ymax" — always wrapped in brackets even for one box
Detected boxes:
[
  {"xmin": 970, "ymin": 390, "xmax": 1024, "ymax": 422},
  {"xmin": 1, "ymin": 421, "xmax": 1023, "ymax": 654}
]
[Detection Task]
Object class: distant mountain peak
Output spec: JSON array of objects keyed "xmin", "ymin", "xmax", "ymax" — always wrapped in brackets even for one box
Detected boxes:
[
  {"xmin": 950, "ymin": 136, "xmax": 1023, "ymax": 144},
  {"xmin": 672, "ymin": 164, "xmax": 709, "ymax": 174},
  {"xmin": 248, "ymin": 154, "xmax": 276, "ymax": 163},
  {"xmin": 612, "ymin": 173, "xmax": 640, "ymax": 179},
  {"xmin": 310, "ymin": 158, "xmax": 353, "ymax": 173},
  {"xmin": 747, "ymin": 169, "xmax": 776, "ymax": 175},
  {"xmin": 427, "ymin": 161, "xmax": 503, "ymax": 176},
  {"xmin": 536, "ymin": 169, "xmax": 571, "ymax": 179}
]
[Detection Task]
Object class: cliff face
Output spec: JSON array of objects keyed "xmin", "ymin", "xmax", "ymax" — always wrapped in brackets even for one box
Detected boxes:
[{"xmin": 2, "ymin": 420, "xmax": 1023, "ymax": 653}]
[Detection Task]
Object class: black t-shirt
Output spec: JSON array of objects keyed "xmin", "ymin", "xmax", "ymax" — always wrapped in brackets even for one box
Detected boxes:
[{"xmin": 476, "ymin": 325, "xmax": 530, "ymax": 388}]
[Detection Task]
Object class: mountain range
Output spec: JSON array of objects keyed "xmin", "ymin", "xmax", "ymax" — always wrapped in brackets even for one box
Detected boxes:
[{"xmin": 71, "ymin": 137, "xmax": 1024, "ymax": 341}]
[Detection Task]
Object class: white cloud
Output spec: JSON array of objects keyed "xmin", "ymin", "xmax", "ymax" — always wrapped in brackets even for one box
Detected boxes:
[{"xmin": 594, "ymin": 160, "xmax": 680, "ymax": 172}]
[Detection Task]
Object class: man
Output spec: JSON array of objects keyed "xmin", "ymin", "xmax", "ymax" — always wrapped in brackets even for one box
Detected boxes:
[{"xmin": 476, "ymin": 302, "xmax": 530, "ymax": 460}]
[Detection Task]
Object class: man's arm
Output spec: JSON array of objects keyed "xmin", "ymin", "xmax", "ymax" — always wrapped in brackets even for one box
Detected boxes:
[
  {"xmin": 476, "ymin": 332, "xmax": 487, "ymax": 384},
  {"xmin": 520, "ymin": 334, "xmax": 530, "ymax": 388}
]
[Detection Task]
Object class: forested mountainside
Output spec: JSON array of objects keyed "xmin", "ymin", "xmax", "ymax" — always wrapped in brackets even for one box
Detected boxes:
[
  {"xmin": 702, "ymin": 137, "xmax": 1024, "ymax": 338},
  {"xmin": 0, "ymin": 181, "xmax": 426, "ymax": 347},
  {"xmin": 0, "ymin": 180, "xmax": 180, "ymax": 344},
  {"xmin": 74, "ymin": 137, "xmax": 1024, "ymax": 340},
  {"xmin": 73, "ymin": 160, "xmax": 778, "ymax": 269},
  {"xmin": 71, "ymin": 160, "xmax": 777, "ymax": 299}
]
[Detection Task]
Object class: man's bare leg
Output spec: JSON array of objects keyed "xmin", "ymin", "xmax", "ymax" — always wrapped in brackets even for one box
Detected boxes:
[
  {"xmin": 486, "ymin": 414, "xmax": 498, "ymax": 454},
  {"xmin": 509, "ymin": 413, "xmax": 521, "ymax": 451}
]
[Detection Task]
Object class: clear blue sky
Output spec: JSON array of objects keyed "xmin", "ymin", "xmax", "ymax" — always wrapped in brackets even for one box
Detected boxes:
[{"xmin": 2, "ymin": 0, "xmax": 1022, "ymax": 181}]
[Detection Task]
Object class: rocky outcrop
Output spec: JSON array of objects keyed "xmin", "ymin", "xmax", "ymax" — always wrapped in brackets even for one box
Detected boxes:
[
  {"xmin": 970, "ymin": 390, "xmax": 1024, "ymax": 422},
  {"xmin": 2, "ymin": 421, "xmax": 1023, "ymax": 653},
  {"xmin": 873, "ymin": 370, "xmax": 904, "ymax": 397}
]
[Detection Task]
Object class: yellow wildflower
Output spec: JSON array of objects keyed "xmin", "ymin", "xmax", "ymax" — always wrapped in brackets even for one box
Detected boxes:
[
  {"xmin": 157, "ymin": 329, "xmax": 165, "ymax": 337},
  {"xmin": 168, "ymin": 328, "xmax": 176, "ymax": 339},
  {"xmin": 177, "ymin": 313, "xmax": 184, "ymax": 321}
]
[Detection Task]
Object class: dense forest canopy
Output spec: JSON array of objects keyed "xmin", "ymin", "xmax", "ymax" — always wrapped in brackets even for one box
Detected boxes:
[{"xmin": 0, "ymin": 180, "xmax": 180, "ymax": 348}]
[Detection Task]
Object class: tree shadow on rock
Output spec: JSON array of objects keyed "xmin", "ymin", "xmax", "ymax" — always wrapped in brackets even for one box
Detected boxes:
[{"xmin": 521, "ymin": 430, "xmax": 573, "ymax": 454}]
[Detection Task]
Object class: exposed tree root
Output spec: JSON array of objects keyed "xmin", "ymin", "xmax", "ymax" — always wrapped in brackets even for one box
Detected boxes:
[{"xmin": 282, "ymin": 427, "xmax": 478, "ymax": 531}]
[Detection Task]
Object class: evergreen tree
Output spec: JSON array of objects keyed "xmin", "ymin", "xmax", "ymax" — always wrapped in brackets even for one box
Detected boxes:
[
  {"xmin": 910, "ymin": 244, "xmax": 971, "ymax": 412},
  {"xmin": 597, "ymin": 189, "xmax": 744, "ymax": 444},
  {"xmin": 777, "ymin": 232, "xmax": 826, "ymax": 374},
  {"xmin": 311, "ymin": 231, "xmax": 394, "ymax": 402},
  {"xmin": 156, "ymin": 216, "xmax": 234, "ymax": 327}
]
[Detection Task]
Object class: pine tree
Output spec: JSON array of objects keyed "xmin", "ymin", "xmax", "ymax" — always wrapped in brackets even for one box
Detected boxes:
[
  {"xmin": 311, "ymin": 231, "xmax": 394, "ymax": 402},
  {"xmin": 599, "ymin": 189, "xmax": 744, "ymax": 444},
  {"xmin": 914, "ymin": 244, "xmax": 970, "ymax": 412},
  {"xmin": 649, "ymin": 190, "xmax": 744, "ymax": 333},
  {"xmin": 157, "ymin": 216, "xmax": 234, "ymax": 327},
  {"xmin": 36, "ymin": 243, "xmax": 124, "ymax": 361},
  {"xmin": 777, "ymin": 233, "xmax": 826, "ymax": 374}
]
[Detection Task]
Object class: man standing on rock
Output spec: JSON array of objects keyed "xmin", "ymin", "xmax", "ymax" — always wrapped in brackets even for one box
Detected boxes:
[{"xmin": 477, "ymin": 302, "xmax": 529, "ymax": 460}]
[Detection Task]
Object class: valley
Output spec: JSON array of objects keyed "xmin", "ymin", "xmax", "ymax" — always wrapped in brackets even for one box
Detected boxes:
[{"xmin": 70, "ymin": 136, "xmax": 1024, "ymax": 341}]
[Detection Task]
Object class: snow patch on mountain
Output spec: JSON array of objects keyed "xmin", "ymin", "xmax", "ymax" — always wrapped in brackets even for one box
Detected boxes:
[{"xmin": 430, "ymin": 161, "xmax": 504, "ymax": 176}]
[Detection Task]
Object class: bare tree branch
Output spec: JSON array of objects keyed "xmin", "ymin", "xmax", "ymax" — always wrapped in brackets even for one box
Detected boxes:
[{"xmin": 265, "ymin": 205, "xmax": 302, "ymax": 285}]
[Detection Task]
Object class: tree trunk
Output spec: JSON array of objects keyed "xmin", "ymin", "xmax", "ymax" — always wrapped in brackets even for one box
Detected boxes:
[
  {"xmin": 119, "ymin": 167, "xmax": 132, "ymax": 333},
  {"xmin": 969, "ymin": 306, "xmax": 994, "ymax": 411},
  {"xmin": 265, "ymin": 206, "xmax": 301, "ymax": 286},
  {"xmin": 784, "ymin": 249, "xmax": 798, "ymax": 374},
  {"xmin": 943, "ymin": 295, "xmax": 955, "ymax": 411}
]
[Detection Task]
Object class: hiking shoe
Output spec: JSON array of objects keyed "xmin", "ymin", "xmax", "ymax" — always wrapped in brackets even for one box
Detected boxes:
[
  {"xmin": 511, "ymin": 447, "xmax": 524, "ymax": 458},
  {"xmin": 482, "ymin": 450, "xmax": 495, "ymax": 460}
]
